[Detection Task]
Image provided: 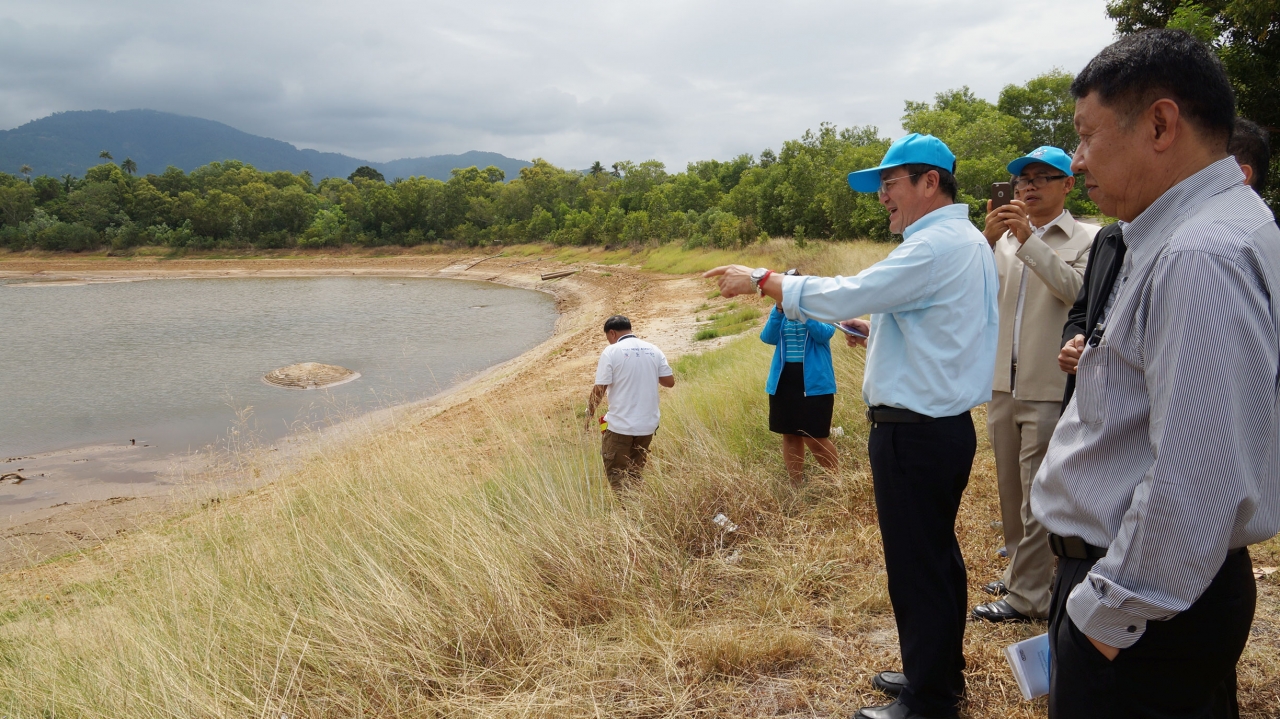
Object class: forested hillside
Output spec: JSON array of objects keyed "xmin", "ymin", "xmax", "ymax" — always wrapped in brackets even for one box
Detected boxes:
[
  {"xmin": 0, "ymin": 110, "xmax": 531, "ymax": 182},
  {"xmin": 0, "ymin": 72, "xmax": 1095, "ymax": 252}
]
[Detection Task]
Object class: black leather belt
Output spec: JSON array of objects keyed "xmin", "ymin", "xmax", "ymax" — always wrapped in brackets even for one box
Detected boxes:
[
  {"xmin": 1048, "ymin": 533, "xmax": 1107, "ymax": 559},
  {"xmin": 866, "ymin": 406, "xmax": 935, "ymax": 424},
  {"xmin": 1049, "ymin": 533, "xmax": 1247, "ymax": 560}
]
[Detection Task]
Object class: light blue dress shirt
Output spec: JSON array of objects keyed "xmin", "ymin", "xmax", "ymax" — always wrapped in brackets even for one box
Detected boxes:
[{"xmin": 780, "ymin": 203, "xmax": 999, "ymax": 417}]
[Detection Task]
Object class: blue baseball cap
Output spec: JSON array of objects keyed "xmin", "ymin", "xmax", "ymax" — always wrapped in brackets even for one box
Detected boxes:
[
  {"xmin": 1006, "ymin": 146, "xmax": 1074, "ymax": 177},
  {"xmin": 847, "ymin": 133, "xmax": 957, "ymax": 193}
]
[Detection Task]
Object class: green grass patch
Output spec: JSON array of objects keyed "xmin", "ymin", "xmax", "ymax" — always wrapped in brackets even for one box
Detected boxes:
[{"xmin": 695, "ymin": 303, "xmax": 762, "ymax": 341}]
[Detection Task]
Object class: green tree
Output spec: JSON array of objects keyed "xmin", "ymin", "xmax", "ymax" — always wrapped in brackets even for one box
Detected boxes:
[
  {"xmin": 0, "ymin": 183, "xmax": 36, "ymax": 226},
  {"xmin": 19, "ymin": 165, "xmax": 32, "ymax": 183},
  {"xmin": 62, "ymin": 182, "xmax": 123, "ymax": 232},
  {"xmin": 121, "ymin": 158, "xmax": 137, "ymax": 176},
  {"xmin": 527, "ymin": 206, "xmax": 557, "ymax": 240},
  {"xmin": 98, "ymin": 150, "xmax": 113, "ymax": 161},
  {"xmin": 998, "ymin": 69, "xmax": 1079, "ymax": 151},
  {"xmin": 348, "ymin": 165, "xmax": 386, "ymax": 183},
  {"xmin": 1107, "ymin": 0, "xmax": 1280, "ymax": 207},
  {"xmin": 84, "ymin": 162, "xmax": 125, "ymax": 184},
  {"xmin": 903, "ymin": 88, "xmax": 1031, "ymax": 221},
  {"xmin": 588, "ymin": 161, "xmax": 606, "ymax": 177},
  {"xmin": 31, "ymin": 176, "xmax": 64, "ymax": 204}
]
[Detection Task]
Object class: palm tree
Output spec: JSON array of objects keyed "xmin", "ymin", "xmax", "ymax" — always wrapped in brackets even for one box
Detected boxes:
[
  {"xmin": 19, "ymin": 165, "xmax": 32, "ymax": 183},
  {"xmin": 99, "ymin": 150, "xmax": 113, "ymax": 161},
  {"xmin": 121, "ymin": 158, "xmax": 137, "ymax": 176},
  {"xmin": 62, "ymin": 174, "xmax": 75, "ymax": 193},
  {"xmin": 589, "ymin": 161, "xmax": 605, "ymax": 177},
  {"xmin": 610, "ymin": 162, "xmax": 622, "ymax": 178}
]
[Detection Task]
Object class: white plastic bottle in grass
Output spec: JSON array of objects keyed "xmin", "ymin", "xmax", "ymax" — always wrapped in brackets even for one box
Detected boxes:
[
  {"xmin": 832, "ymin": 426, "xmax": 845, "ymax": 438},
  {"xmin": 711, "ymin": 513, "xmax": 738, "ymax": 533}
]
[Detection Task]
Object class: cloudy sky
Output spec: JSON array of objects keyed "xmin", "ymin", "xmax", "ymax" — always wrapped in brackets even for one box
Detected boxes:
[{"xmin": 0, "ymin": 1, "xmax": 1117, "ymax": 168}]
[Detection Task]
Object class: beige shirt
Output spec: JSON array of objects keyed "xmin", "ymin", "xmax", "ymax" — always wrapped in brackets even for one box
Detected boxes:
[{"xmin": 992, "ymin": 211, "xmax": 1097, "ymax": 402}]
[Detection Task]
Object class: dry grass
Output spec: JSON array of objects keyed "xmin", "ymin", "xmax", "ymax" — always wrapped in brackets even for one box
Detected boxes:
[{"xmin": 1, "ymin": 241, "xmax": 1277, "ymax": 718}]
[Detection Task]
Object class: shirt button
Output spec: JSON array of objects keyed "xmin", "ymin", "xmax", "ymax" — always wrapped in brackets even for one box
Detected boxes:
[{"xmin": 1127, "ymin": 626, "xmax": 1137, "ymax": 632}]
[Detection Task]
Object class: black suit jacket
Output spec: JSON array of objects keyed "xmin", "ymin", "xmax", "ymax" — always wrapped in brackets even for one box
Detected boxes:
[{"xmin": 1061, "ymin": 222, "xmax": 1126, "ymax": 410}]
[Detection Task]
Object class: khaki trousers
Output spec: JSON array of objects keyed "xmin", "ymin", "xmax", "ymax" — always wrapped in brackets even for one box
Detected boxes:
[
  {"xmin": 986, "ymin": 390, "xmax": 1059, "ymax": 618},
  {"xmin": 601, "ymin": 429, "xmax": 653, "ymax": 491}
]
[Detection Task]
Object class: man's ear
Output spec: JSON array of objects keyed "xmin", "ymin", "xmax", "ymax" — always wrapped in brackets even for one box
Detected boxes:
[
  {"xmin": 1240, "ymin": 164, "xmax": 1255, "ymax": 187},
  {"xmin": 925, "ymin": 169, "xmax": 941, "ymax": 196},
  {"xmin": 1148, "ymin": 98, "xmax": 1182, "ymax": 152},
  {"xmin": 1063, "ymin": 175, "xmax": 1077, "ymax": 193}
]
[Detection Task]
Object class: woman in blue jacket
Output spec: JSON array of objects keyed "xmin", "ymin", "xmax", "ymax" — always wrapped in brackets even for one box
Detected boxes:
[{"xmin": 760, "ymin": 293, "xmax": 838, "ymax": 485}]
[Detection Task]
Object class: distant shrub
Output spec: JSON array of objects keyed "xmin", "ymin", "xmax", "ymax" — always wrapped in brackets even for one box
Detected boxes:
[
  {"xmin": 36, "ymin": 222, "xmax": 101, "ymax": 252},
  {"xmin": 298, "ymin": 206, "xmax": 347, "ymax": 248}
]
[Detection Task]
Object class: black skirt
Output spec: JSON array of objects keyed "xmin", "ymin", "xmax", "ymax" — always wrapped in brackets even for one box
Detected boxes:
[{"xmin": 768, "ymin": 362, "xmax": 834, "ymax": 438}]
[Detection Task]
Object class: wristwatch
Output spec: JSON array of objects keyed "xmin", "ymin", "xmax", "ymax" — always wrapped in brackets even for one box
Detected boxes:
[{"xmin": 750, "ymin": 267, "xmax": 772, "ymax": 295}]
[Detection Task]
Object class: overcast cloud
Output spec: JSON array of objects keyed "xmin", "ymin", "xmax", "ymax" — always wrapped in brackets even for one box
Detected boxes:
[{"xmin": 0, "ymin": 1, "xmax": 1116, "ymax": 168}]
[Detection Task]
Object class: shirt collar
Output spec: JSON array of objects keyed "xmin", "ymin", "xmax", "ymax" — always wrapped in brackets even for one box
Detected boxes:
[
  {"xmin": 902, "ymin": 203, "xmax": 971, "ymax": 240},
  {"xmin": 1124, "ymin": 156, "xmax": 1246, "ymax": 268},
  {"xmin": 1032, "ymin": 209, "xmax": 1071, "ymax": 236}
]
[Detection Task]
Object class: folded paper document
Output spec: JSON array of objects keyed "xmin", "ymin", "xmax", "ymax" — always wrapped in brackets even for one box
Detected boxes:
[{"xmin": 1004, "ymin": 632, "xmax": 1051, "ymax": 700}]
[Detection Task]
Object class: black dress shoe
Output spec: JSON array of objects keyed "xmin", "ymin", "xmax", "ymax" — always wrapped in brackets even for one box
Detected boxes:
[
  {"xmin": 854, "ymin": 698, "xmax": 956, "ymax": 719},
  {"xmin": 871, "ymin": 671, "xmax": 908, "ymax": 696},
  {"xmin": 972, "ymin": 598, "xmax": 1032, "ymax": 623},
  {"xmin": 981, "ymin": 580, "xmax": 1008, "ymax": 596}
]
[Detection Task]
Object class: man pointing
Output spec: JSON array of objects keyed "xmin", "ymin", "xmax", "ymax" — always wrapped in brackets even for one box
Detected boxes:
[{"xmin": 706, "ymin": 133, "xmax": 998, "ymax": 719}]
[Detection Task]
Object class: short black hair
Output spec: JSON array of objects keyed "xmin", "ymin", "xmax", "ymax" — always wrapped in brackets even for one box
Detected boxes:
[
  {"xmin": 1229, "ymin": 117, "xmax": 1271, "ymax": 192},
  {"xmin": 603, "ymin": 315, "xmax": 631, "ymax": 333},
  {"xmin": 901, "ymin": 163, "xmax": 958, "ymax": 201},
  {"xmin": 1071, "ymin": 29, "xmax": 1234, "ymax": 148}
]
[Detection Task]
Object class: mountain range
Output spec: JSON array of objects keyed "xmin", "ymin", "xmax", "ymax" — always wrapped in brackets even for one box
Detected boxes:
[{"xmin": 0, "ymin": 110, "xmax": 532, "ymax": 182}]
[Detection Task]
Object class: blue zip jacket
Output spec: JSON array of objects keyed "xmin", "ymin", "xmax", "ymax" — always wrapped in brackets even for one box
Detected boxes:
[{"xmin": 760, "ymin": 307, "xmax": 837, "ymax": 396}]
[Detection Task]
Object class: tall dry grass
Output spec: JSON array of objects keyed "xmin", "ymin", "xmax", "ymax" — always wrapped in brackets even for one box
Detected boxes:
[
  {"xmin": 0, "ymin": 336, "xmax": 889, "ymax": 717},
  {"xmin": 1, "ymin": 240, "xmax": 1277, "ymax": 717}
]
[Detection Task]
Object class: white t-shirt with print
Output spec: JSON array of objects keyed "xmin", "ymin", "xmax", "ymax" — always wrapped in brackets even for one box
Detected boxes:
[{"xmin": 594, "ymin": 335, "xmax": 673, "ymax": 436}]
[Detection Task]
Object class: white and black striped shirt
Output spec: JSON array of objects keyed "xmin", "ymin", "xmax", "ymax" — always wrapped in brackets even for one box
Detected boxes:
[{"xmin": 1031, "ymin": 157, "xmax": 1280, "ymax": 649}]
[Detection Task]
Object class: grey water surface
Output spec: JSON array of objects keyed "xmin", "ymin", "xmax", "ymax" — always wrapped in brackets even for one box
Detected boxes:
[{"xmin": 0, "ymin": 276, "xmax": 557, "ymax": 458}]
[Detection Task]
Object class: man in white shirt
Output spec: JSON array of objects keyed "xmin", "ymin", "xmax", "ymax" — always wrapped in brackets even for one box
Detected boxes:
[{"xmin": 586, "ymin": 315, "xmax": 675, "ymax": 490}]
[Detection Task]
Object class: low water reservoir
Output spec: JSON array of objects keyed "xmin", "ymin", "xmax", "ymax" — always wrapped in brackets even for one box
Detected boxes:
[{"xmin": 0, "ymin": 276, "xmax": 558, "ymax": 459}]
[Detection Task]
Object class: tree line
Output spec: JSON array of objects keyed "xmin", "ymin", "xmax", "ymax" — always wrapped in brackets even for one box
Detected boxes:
[{"xmin": 0, "ymin": 57, "xmax": 1259, "ymax": 253}]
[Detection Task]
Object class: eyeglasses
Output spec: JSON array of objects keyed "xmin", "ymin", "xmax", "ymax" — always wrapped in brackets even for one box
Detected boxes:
[
  {"xmin": 878, "ymin": 173, "xmax": 921, "ymax": 196},
  {"xmin": 1014, "ymin": 174, "xmax": 1069, "ymax": 189}
]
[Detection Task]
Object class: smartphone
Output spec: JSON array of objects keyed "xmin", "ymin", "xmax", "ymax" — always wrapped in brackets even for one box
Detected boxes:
[
  {"xmin": 991, "ymin": 181, "xmax": 1013, "ymax": 208},
  {"xmin": 831, "ymin": 322, "xmax": 868, "ymax": 339}
]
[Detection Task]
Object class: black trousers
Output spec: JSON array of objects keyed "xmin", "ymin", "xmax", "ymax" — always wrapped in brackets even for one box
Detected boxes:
[
  {"xmin": 869, "ymin": 411, "xmax": 975, "ymax": 718},
  {"xmin": 1048, "ymin": 550, "xmax": 1256, "ymax": 719}
]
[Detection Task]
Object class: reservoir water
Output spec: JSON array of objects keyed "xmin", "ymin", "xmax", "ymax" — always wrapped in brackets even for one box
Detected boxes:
[{"xmin": 0, "ymin": 276, "xmax": 558, "ymax": 459}]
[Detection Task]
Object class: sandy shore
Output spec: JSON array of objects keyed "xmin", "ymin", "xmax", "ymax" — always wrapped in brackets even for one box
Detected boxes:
[{"xmin": 0, "ymin": 252, "xmax": 730, "ymax": 569}]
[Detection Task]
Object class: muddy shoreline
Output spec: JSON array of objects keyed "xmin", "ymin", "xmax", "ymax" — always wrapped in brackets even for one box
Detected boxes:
[{"xmin": 0, "ymin": 253, "xmax": 723, "ymax": 569}]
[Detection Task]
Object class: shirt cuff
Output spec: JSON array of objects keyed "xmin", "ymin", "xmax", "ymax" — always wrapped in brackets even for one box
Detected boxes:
[
  {"xmin": 1013, "ymin": 234, "xmax": 1049, "ymax": 266},
  {"xmin": 1065, "ymin": 573, "xmax": 1149, "ymax": 649},
  {"xmin": 780, "ymin": 275, "xmax": 807, "ymax": 321}
]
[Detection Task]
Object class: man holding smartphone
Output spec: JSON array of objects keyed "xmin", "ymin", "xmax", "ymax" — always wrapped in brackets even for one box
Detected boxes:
[
  {"xmin": 974, "ymin": 147, "xmax": 1097, "ymax": 625},
  {"xmin": 705, "ymin": 132, "xmax": 999, "ymax": 719}
]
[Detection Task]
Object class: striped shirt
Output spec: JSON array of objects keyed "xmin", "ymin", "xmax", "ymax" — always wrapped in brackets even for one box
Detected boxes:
[
  {"xmin": 1031, "ymin": 157, "xmax": 1280, "ymax": 649},
  {"xmin": 782, "ymin": 320, "xmax": 808, "ymax": 362}
]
